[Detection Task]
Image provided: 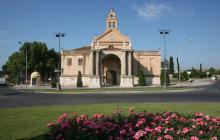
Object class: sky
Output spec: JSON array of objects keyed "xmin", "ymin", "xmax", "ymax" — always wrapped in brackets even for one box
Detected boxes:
[{"xmin": 0, "ymin": 0, "xmax": 220, "ymax": 71}]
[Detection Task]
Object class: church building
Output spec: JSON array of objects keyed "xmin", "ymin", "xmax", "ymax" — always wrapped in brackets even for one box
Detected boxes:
[{"xmin": 60, "ymin": 8, "xmax": 161, "ymax": 88}]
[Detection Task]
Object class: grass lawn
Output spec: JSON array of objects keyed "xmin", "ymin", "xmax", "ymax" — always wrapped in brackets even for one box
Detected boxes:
[{"xmin": 1, "ymin": 103, "xmax": 220, "ymax": 140}]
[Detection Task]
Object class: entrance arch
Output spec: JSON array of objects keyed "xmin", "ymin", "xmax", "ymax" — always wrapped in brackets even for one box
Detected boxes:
[{"xmin": 102, "ymin": 54, "xmax": 121, "ymax": 86}]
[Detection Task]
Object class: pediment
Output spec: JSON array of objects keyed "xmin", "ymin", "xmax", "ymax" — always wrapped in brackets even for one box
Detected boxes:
[{"xmin": 94, "ymin": 29, "xmax": 129, "ymax": 42}]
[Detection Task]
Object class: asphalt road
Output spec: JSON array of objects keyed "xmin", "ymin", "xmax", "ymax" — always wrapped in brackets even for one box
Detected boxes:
[{"xmin": 0, "ymin": 80, "xmax": 220, "ymax": 109}]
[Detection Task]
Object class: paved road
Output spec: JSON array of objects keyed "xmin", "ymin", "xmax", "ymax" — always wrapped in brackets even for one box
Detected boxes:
[{"xmin": 0, "ymin": 80, "xmax": 220, "ymax": 108}]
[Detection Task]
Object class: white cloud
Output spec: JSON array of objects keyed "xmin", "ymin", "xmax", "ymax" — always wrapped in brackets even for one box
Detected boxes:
[{"xmin": 133, "ymin": 2, "xmax": 173, "ymax": 19}]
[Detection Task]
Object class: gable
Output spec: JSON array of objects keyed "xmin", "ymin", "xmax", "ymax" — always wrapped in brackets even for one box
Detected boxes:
[
  {"xmin": 92, "ymin": 29, "xmax": 131, "ymax": 50},
  {"xmin": 95, "ymin": 29, "xmax": 129, "ymax": 42}
]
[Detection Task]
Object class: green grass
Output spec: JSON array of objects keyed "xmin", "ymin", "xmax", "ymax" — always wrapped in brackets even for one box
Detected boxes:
[{"xmin": 1, "ymin": 103, "xmax": 220, "ymax": 140}]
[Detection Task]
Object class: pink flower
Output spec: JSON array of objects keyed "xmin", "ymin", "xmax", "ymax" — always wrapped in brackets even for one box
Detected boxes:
[
  {"xmin": 135, "ymin": 118, "xmax": 146, "ymax": 127},
  {"xmin": 190, "ymin": 136, "xmax": 199, "ymax": 140},
  {"xmin": 157, "ymin": 136, "xmax": 163, "ymax": 140},
  {"xmin": 199, "ymin": 130, "xmax": 204, "ymax": 135},
  {"xmin": 93, "ymin": 113, "xmax": 104, "ymax": 119},
  {"xmin": 164, "ymin": 128, "xmax": 173, "ymax": 134},
  {"xmin": 194, "ymin": 112, "xmax": 203, "ymax": 117},
  {"xmin": 145, "ymin": 127, "xmax": 153, "ymax": 133},
  {"xmin": 164, "ymin": 134, "xmax": 173, "ymax": 140},
  {"xmin": 211, "ymin": 137, "xmax": 218, "ymax": 140},
  {"xmin": 154, "ymin": 126, "xmax": 163, "ymax": 133},
  {"xmin": 120, "ymin": 129, "xmax": 126, "ymax": 135},
  {"xmin": 133, "ymin": 130, "xmax": 146, "ymax": 140},
  {"xmin": 182, "ymin": 127, "xmax": 189, "ymax": 134}
]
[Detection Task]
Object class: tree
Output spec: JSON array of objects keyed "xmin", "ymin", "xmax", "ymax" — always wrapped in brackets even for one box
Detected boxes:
[
  {"xmin": 2, "ymin": 41, "xmax": 58, "ymax": 84},
  {"xmin": 138, "ymin": 70, "xmax": 146, "ymax": 86},
  {"xmin": 160, "ymin": 69, "xmax": 169, "ymax": 86},
  {"xmin": 169, "ymin": 56, "xmax": 174, "ymax": 74},
  {"xmin": 200, "ymin": 63, "xmax": 202, "ymax": 73},
  {"xmin": 77, "ymin": 71, "xmax": 83, "ymax": 87},
  {"xmin": 177, "ymin": 57, "xmax": 180, "ymax": 74},
  {"xmin": 209, "ymin": 67, "xmax": 216, "ymax": 76}
]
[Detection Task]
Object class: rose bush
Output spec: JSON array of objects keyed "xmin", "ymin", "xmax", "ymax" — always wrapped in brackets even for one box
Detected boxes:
[{"xmin": 46, "ymin": 109, "xmax": 220, "ymax": 140}]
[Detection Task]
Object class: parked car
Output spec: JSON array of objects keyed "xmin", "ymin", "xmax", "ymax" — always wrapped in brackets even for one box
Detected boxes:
[{"xmin": 211, "ymin": 76, "xmax": 217, "ymax": 80}]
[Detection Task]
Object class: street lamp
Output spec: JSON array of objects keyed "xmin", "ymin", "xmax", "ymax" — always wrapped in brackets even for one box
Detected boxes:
[
  {"xmin": 159, "ymin": 29, "xmax": 170, "ymax": 89},
  {"xmin": 18, "ymin": 42, "xmax": 28, "ymax": 88},
  {"xmin": 206, "ymin": 71, "xmax": 210, "ymax": 79},
  {"xmin": 178, "ymin": 38, "xmax": 192, "ymax": 87},
  {"xmin": 55, "ymin": 32, "xmax": 65, "ymax": 91},
  {"xmin": 187, "ymin": 71, "xmax": 191, "ymax": 81}
]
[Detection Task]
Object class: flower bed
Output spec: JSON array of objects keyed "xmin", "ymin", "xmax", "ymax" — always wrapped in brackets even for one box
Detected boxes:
[{"xmin": 47, "ymin": 109, "xmax": 220, "ymax": 140}]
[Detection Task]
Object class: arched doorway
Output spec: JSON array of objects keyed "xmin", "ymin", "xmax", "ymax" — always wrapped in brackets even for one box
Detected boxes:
[{"xmin": 102, "ymin": 54, "xmax": 121, "ymax": 86}]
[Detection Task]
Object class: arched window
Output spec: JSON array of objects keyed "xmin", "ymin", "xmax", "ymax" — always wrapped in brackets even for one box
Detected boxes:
[
  {"xmin": 110, "ymin": 14, "xmax": 113, "ymax": 18},
  {"xmin": 112, "ymin": 22, "xmax": 115, "ymax": 28},
  {"xmin": 108, "ymin": 22, "xmax": 111, "ymax": 28}
]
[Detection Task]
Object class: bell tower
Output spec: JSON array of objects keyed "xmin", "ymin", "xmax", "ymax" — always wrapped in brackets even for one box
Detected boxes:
[{"xmin": 106, "ymin": 8, "xmax": 118, "ymax": 29}]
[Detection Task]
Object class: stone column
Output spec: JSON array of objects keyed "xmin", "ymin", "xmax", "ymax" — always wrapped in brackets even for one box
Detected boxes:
[
  {"xmin": 121, "ymin": 51, "xmax": 126, "ymax": 76},
  {"xmin": 96, "ymin": 51, "xmax": 99, "ymax": 76},
  {"xmin": 90, "ymin": 51, "xmax": 94, "ymax": 76},
  {"xmin": 128, "ymin": 51, "xmax": 132, "ymax": 76}
]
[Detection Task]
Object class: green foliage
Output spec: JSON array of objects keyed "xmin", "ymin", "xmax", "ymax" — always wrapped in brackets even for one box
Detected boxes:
[
  {"xmin": 209, "ymin": 67, "xmax": 216, "ymax": 76},
  {"xmin": 77, "ymin": 71, "xmax": 83, "ymax": 87},
  {"xmin": 160, "ymin": 70, "xmax": 169, "ymax": 86},
  {"xmin": 176, "ymin": 57, "xmax": 180, "ymax": 74},
  {"xmin": 51, "ymin": 82, "xmax": 57, "ymax": 88},
  {"xmin": 169, "ymin": 56, "xmax": 174, "ymax": 74},
  {"xmin": 138, "ymin": 70, "xmax": 146, "ymax": 86},
  {"xmin": 190, "ymin": 68, "xmax": 207, "ymax": 78},
  {"xmin": 200, "ymin": 63, "xmax": 202, "ymax": 73},
  {"xmin": 2, "ymin": 41, "xmax": 58, "ymax": 84}
]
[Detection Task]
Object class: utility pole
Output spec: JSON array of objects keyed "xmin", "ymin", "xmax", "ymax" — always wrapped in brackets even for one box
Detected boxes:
[
  {"xmin": 159, "ymin": 29, "xmax": 170, "ymax": 89},
  {"xmin": 55, "ymin": 32, "xmax": 65, "ymax": 91},
  {"xmin": 18, "ymin": 42, "xmax": 28, "ymax": 88}
]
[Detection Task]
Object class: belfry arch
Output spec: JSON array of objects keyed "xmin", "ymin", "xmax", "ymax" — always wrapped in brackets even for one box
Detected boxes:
[{"xmin": 101, "ymin": 54, "xmax": 121, "ymax": 86}]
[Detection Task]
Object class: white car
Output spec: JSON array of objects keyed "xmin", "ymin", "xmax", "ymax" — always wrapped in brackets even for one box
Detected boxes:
[{"xmin": 211, "ymin": 76, "xmax": 217, "ymax": 80}]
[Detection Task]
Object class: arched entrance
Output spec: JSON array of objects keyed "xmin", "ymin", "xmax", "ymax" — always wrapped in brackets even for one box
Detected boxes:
[{"xmin": 102, "ymin": 54, "xmax": 121, "ymax": 86}]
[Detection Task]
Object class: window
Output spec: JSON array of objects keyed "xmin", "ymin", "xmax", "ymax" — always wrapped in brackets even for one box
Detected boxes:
[
  {"xmin": 108, "ymin": 22, "xmax": 111, "ymax": 28},
  {"xmin": 78, "ymin": 58, "xmax": 83, "ymax": 65},
  {"xmin": 112, "ymin": 22, "xmax": 115, "ymax": 28},
  {"xmin": 67, "ymin": 58, "xmax": 72, "ymax": 66},
  {"xmin": 110, "ymin": 14, "xmax": 113, "ymax": 18}
]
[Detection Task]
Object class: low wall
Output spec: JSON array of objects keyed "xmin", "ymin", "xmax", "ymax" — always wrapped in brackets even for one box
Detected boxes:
[
  {"xmin": 60, "ymin": 76, "xmax": 90, "ymax": 87},
  {"xmin": 133, "ymin": 76, "xmax": 160, "ymax": 86}
]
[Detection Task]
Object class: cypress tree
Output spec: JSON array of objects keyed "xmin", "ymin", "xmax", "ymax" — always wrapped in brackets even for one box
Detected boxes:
[
  {"xmin": 77, "ymin": 71, "xmax": 83, "ymax": 87},
  {"xmin": 169, "ymin": 56, "xmax": 174, "ymax": 74},
  {"xmin": 138, "ymin": 70, "xmax": 146, "ymax": 86}
]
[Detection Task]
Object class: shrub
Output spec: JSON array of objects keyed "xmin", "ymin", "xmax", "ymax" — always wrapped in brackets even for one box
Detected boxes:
[
  {"xmin": 77, "ymin": 71, "xmax": 83, "ymax": 87},
  {"xmin": 138, "ymin": 70, "xmax": 146, "ymax": 86},
  {"xmin": 160, "ymin": 70, "xmax": 169, "ymax": 86},
  {"xmin": 51, "ymin": 82, "xmax": 56, "ymax": 88},
  {"xmin": 46, "ymin": 110, "xmax": 220, "ymax": 140}
]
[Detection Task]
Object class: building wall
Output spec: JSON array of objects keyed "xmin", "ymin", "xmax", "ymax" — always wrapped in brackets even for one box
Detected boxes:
[
  {"xmin": 133, "ymin": 51, "xmax": 161, "ymax": 76},
  {"xmin": 60, "ymin": 76, "xmax": 90, "ymax": 87},
  {"xmin": 62, "ymin": 53, "xmax": 90, "ymax": 76}
]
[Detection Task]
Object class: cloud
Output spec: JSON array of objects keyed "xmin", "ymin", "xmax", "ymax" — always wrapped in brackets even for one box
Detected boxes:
[{"xmin": 133, "ymin": 2, "xmax": 173, "ymax": 19}]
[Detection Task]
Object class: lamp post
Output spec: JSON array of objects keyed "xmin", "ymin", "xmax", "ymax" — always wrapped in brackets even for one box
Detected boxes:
[
  {"xmin": 187, "ymin": 71, "xmax": 191, "ymax": 81},
  {"xmin": 206, "ymin": 71, "xmax": 210, "ymax": 79},
  {"xmin": 18, "ymin": 42, "xmax": 28, "ymax": 88},
  {"xmin": 178, "ymin": 38, "xmax": 192, "ymax": 87},
  {"xmin": 55, "ymin": 32, "xmax": 65, "ymax": 91},
  {"xmin": 159, "ymin": 29, "xmax": 170, "ymax": 89}
]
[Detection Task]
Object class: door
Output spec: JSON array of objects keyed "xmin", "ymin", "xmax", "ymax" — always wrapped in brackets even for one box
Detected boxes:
[{"xmin": 106, "ymin": 70, "xmax": 117, "ymax": 85}]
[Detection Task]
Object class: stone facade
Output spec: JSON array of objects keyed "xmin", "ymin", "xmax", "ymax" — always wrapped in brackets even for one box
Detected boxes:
[{"xmin": 60, "ymin": 8, "xmax": 161, "ymax": 88}]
